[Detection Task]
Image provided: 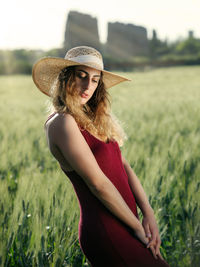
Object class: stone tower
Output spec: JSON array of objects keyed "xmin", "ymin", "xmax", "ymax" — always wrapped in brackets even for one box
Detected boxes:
[
  {"xmin": 64, "ymin": 11, "xmax": 101, "ymax": 51},
  {"xmin": 106, "ymin": 22, "xmax": 149, "ymax": 59}
]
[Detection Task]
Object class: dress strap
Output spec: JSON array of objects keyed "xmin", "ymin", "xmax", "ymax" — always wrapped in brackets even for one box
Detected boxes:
[{"xmin": 44, "ymin": 112, "xmax": 57, "ymax": 127}]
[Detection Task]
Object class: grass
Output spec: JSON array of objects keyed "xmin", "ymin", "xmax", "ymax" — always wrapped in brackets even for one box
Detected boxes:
[{"xmin": 0, "ymin": 66, "xmax": 200, "ymax": 266}]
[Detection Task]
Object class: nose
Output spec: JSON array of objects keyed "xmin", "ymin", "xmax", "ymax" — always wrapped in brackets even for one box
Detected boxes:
[{"xmin": 82, "ymin": 77, "xmax": 91, "ymax": 90}]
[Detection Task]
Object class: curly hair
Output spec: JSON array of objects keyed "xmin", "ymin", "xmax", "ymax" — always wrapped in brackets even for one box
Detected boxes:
[{"xmin": 48, "ymin": 66, "xmax": 127, "ymax": 146}]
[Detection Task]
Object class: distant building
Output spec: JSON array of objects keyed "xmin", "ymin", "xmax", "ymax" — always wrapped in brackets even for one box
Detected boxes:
[
  {"xmin": 64, "ymin": 11, "xmax": 101, "ymax": 51},
  {"xmin": 64, "ymin": 11, "xmax": 149, "ymax": 60},
  {"xmin": 105, "ymin": 22, "xmax": 149, "ymax": 59},
  {"xmin": 188, "ymin": 30, "xmax": 194, "ymax": 38}
]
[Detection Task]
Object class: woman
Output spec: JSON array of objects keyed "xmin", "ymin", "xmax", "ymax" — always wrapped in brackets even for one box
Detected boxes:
[{"xmin": 32, "ymin": 46, "xmax": 170, "ymax": 267}]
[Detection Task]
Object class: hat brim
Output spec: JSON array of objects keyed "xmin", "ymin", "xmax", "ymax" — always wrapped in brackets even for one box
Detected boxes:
[{"xmin": 32, "ymin": 57, "xmax": 131, "ymax": 96}]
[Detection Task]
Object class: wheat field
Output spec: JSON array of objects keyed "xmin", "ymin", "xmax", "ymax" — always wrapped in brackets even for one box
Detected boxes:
[{"xmin": 0, "ymin": 66, "xmax": 200, "ymax": 266}]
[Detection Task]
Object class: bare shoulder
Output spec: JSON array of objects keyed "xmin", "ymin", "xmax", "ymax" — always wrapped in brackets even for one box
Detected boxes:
[
  {"xmin": 46, "ymin": 113, "xmax": 78, "ymax": 141},
  {"xmin": 45, "ymin": 112, "xmax": 109, "ymax": 191},
  {"xmin": 46, "ymin": 112, "xmax": 76, "ymax": 129}
]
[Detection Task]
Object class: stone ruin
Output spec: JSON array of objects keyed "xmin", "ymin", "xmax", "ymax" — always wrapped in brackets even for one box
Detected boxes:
[
  {"xmin": 64, "ymin": 11, "xmax": 149, "ymax": 60},
  {"xmin": 64, "ymin": 11, "xmax": 101, "ymax": 51},
  {"xmin": 106, "ymin": 22, "xmax": 149, "ymax": 59}
]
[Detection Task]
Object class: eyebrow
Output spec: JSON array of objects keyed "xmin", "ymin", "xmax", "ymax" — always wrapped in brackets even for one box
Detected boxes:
[{"xmin": 76, "ymin": 69, "xmax": 101, "ymax": 78}]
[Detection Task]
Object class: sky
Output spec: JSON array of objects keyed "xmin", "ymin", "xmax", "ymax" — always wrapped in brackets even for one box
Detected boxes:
[{"xmin": 0, "ymin": 0, "xmax": 200, "ymax": 50}]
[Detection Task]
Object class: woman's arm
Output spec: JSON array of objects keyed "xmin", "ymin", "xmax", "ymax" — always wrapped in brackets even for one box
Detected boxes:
[
  {"xmin": 121, "ymin": 156, "xmax": 153, "ymax": 216},
  {"xmin": 121, "ymin": 155, "xmax": 162, "ymax": 258},
  {"xmin": 47, "ymin": 113, "xmax": 149, "ymax": 245}
]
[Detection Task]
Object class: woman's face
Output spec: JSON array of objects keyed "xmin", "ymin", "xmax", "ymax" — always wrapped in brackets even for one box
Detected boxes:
[{"xmin": 74, "ymin": 65, "xmax": 101, "ymax": 105}]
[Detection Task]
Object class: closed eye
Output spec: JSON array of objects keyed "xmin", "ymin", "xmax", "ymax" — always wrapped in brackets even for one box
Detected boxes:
[
  {"xmin": 77, "ymin": 73, "xmax": 87, "ymax": 79},
  {"xmin": 76, "ymin": 70, "xmax": 100, "ymax": 84}
]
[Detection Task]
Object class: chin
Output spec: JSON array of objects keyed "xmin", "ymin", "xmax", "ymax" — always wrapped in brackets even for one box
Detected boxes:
[
  {"xmin": 81, "ymin": 97, "xmax": 90, "ymax": 105},
  {"xmin": 81, "ymin": 99, "xmax": 88, "ymax": 105}
]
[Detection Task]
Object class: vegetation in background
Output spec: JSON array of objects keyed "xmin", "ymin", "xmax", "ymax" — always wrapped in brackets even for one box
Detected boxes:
[
  {"xmin": 0, "ymin": 66, "xmax": 200, "ymax": 266},
  {"xmin": 1, "ymin": 32, "xmax": 200, "ymax": 75}
]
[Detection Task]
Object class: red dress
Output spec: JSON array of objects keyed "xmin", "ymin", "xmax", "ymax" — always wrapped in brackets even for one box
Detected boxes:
[{"xmin": 45, "ymin": 114, "xmax": 170, "ymax": 267}]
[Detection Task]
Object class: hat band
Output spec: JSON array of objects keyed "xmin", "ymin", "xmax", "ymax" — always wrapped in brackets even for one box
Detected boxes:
[{"xmin": 66, "ymin": 55, "xmax": 104, "ymax": 70}]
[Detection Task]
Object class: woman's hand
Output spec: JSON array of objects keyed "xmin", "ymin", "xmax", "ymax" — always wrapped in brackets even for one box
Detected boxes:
[
  {"xmin": 133, "ymin": 223, "xmax": 164, "ymax": 260},
  {"xmin": 134, "ymin": 225, "xmax": 149, "ymax": 245},
  {"xmin": 120, "ymin": 157, "xmax": 165, "ymax": 261},
  {"xmin": 147, "ymin": 241, "xmax": 164, "ymax": 260},
  {"xmin": 142, "ymin": 211, "xmax": 163, "ymax": 260}
]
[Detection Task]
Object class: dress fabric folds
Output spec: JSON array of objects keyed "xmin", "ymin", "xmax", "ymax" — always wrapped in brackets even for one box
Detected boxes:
[{"xmin": 60, "ymin": 128, "xmax": 170, "ymax": 267}]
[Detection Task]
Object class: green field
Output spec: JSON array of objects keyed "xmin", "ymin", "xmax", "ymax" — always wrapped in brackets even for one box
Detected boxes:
[{"xmin": 0, "ymin": 66, "xmax": 200, "ymax": 266}]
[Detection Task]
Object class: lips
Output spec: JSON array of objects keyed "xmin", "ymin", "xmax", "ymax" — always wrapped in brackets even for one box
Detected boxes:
[{"xmin": 81, "ymin": 93, "xmax": 89, "ymax": 98}]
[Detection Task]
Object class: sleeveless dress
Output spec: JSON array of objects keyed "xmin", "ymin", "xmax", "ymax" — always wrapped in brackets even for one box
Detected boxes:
[{"xmin": 45, "ymin": 113, "xmax": 170, "ymax": 267}]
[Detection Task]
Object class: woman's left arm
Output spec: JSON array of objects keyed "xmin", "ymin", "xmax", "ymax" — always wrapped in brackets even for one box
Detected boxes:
[{"xmin": 122, "ymin": 155, "xmax": 162, "ymax": 258}]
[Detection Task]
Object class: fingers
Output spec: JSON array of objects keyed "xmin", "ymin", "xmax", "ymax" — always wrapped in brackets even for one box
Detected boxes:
[
  {"xmin": 146, "ymin": 232, "xmax": 157, "ymax": 249},
  {"xmin": 157, "ymin": 250, "xmax": 164, "ymax": 261},
  {"xmin": 142, "ymin": 216, "xmax": 164, "ymax": 261},
  {"xmin": 149, "ymin": 245, "xmax": 164, "ymax": 261},
  {"xmin": 143, "ymin": 222, "xmax": 151, "ymax": 238},
  {"xmin": 151, "ymin": 230, "xmax": 157, "ymax": 243},
  {"xmin": 149, "ymin": 245, "xmax": 158, "ymax": 260},
  {"xmin": 147, "ymin": 240, "xmax": 164, "ymax": 261},
  {"xmin": 147, "ymin": 239, "xmax": 154, "ymax": 248},
  {"xmin": 134, "ymin": 227, "xmax": 149, "ymax": 246},
  {"xmin": 155, "ymin": 236, "xmax": 161, "ymax": 256},
  {"xmin": 147, "ymin": 231, "xmax": 161, "ymax": 251}
]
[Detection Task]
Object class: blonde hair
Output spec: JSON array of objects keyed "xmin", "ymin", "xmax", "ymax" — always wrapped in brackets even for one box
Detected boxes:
[{"xmin": 47, "ymin": 66, "xmax": 127, "ymax": 146}]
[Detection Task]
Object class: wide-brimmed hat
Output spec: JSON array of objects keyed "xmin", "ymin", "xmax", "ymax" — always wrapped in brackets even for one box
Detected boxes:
[{"xmin": 32, "ymin": 46, "xmax": 131, "ymax": 96}]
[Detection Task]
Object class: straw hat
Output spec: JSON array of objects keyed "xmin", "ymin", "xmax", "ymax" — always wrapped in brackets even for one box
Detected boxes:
[{"xmin": 32, "ymin": 46, "xmax": 131, "ymax": 96}]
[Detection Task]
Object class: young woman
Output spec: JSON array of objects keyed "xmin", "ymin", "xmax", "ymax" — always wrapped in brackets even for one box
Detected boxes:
[{"xmin": 32, "ymin": 46, "xmax": 170, "ymax": 267}]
